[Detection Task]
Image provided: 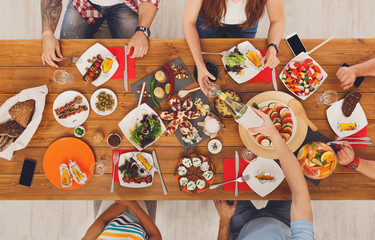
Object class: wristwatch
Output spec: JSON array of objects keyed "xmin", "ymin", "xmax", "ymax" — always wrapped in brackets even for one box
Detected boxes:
[
  {"xmin": 135, "ymin": 26, "xmax": 151, "ymax": 38},
  {"xmin": 267, "ymin": 43, "xmax": 279, "ymax": 54},
  {"xmin": 345, "ymin": 157, "xmax": 360, "ymax": 170}
]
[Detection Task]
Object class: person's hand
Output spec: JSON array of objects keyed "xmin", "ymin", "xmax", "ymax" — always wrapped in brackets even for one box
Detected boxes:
[
  {"xmin": 261, "ymin": 46, "xmax": 279, "ymax": 69},
  {"xmin": 197, "ymin": 66, "xmax": 215, "ymax": 95},
  {"xmin": 336, "ymin": 66, "xmax": 357, "ymax": 90},
  {"xmin": 41, "ymin": 31, "xmax": 63, "ymax": 68},
  {"xmin": 248, "ymin": 107, "xmax": 279, "ymax": 137},
  {"xmin": 214, "ymin": 200, "xmax": 237, "ymax": 221},
  {"xmin": 337, "ymin": 142, "xmax": 356, "ymax": 166},
  {"xmin": 128, "ymin": 31, "xmax": 149, "ymax": 58}
]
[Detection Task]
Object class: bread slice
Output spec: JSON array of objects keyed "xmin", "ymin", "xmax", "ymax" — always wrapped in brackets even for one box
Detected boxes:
[
  {"xmin": 0, "ymin": 120, "xmax": 25, "ymax": 137},
  {"xmin": 9, "ymin": 100, "xmax": 35, "ymax": 128},
  {"xmin": 0, "ymin": 137, "xmax": 13, "ymax": 152},
  {"xmin": 342, "ymin": 91, "xmax": 361, "ymax": 117}
]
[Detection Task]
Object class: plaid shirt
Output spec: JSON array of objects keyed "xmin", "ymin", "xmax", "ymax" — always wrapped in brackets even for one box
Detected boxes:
[{"xmin": 59, "ymin": 0, "xmax": 159, "ymax": 24}]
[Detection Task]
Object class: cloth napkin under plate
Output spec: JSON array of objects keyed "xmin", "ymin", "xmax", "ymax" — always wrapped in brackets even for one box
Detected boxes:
[
  {"xmin": 0, "ymin": 85, "xmax": 48, "ymax": 160},
  {"xmin": 112, "ymin": 149, "xmax": 136, "ymax": 182},
  {"xmin": 246, "ymin": 50, "xmax": 276, "ymax": 83},
  {"xmin": 335, "ymin": 126, "xmax": 368, "ymax": 149},
  {"xmin": 107, "ymin": 47, "xmax": 135, "ymax": 80},
  {"xmin": 223, "ymin": 158, "xmax": 253, "ymax": 191}
]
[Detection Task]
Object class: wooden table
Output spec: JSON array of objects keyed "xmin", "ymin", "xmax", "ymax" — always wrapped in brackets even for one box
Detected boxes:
[{"xmin": 0, "ymin": 39, "xmax": 374, "ymax": 200}]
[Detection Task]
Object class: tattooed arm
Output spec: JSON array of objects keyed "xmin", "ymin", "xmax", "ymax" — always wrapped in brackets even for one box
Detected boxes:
[{"xmin": 41, "ymin": 0, "xmax": 63, "ymax": 68}]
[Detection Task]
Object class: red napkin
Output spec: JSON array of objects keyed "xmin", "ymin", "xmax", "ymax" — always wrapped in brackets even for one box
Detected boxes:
[
  {"xmin": 223, "ymin": 158, "xmax": 253, "ymax": 191},
  {"xmin": 246, "ymin": 50, "xmax": 276, "ymax": 83},
  {"xmin": 107, "ymin": 47, "xmax": 135, "ymax": 80},
  {"xmin": 335, "ymin": 126, "xmax": 368, "ymax": 149},
  {"xmin": 112, "ymin": 150, "xmax": 137, "ymax": 182}
]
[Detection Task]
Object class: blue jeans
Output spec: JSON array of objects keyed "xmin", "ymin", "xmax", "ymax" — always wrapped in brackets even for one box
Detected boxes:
[
  {"xmin": 60, "ymin": 0, "xmax": 138, "ymax": 39},
  {"xmin": 196, "ymin": 17, "xmax": 258, "ymax": 38},
  {"xmin": 229, "ymin": 200, "xmax": 291, "ymax": 237}
]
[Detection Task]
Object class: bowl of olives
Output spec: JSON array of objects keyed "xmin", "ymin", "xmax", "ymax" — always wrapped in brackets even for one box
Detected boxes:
[{"xmin": 90, "ymin": 88, "xmax": 118, "ymax": 116}]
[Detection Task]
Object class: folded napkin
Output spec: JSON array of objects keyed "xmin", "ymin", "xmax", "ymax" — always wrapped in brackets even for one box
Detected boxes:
[
  {"xmin": 246, "ymin": 50, "xmax": 276, "ymax": 83},
  {"xmin": 112, "ymin": 150, "xmax": 137, "ymax": 182},
  {"xmin": 223, "ymin": 158, "xmax": 253, "ymax": 191},
  {"xmin": 0, "ymin": 85, "xmax": 48, "ymax": 160},
  {"xmin": 335, "ymin": 126, "xmax": 368, "ymax": 149},
  {"xmin": 107, "ymin": 47, "xmax": 135, "ymax": 80}
]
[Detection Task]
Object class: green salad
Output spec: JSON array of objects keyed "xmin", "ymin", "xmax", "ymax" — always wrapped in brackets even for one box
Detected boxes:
[
  {"xmin": 130, "ymin": 114, "xmax": 162, "ymax": 148},
  {"xmin": 223, "ymin": 47, "xmax": 247, "ymax": 74}
]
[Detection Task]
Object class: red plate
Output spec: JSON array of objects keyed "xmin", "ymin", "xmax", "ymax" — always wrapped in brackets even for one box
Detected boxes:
[{"xmin": 43, "ymin": 137, "xmax": 95, "ymax": 189}]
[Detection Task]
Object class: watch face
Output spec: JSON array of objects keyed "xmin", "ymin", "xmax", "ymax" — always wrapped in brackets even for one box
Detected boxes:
[{"xmin": 350, "ymin": 164, "xmax": 357, "ymax": 170}]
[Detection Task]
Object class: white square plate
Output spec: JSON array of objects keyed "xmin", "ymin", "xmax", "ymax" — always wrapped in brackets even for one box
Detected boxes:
[
  {"xmin": 279, "ymin": 52, "xmax": 328, "ymax": 100},
  {"xmin": 221, "ymin": 41, "xmax": 263, "ymax": 84},
  {"xmin": 76, "ymin": 43, "xmax": 119, "ymax": 87},
  {"xmin": 118, "ymin": 103, "xmax": 166, "ymax": 150},
  {"xmin": 326, "ymin": 99, "xmax": 368, "ymax": 138},
  {"xmin": 118, "ymin": 152, "xmax": 155, "ymax": 188},
  {"xmin": 243, "ymin": 157, "xmax": 285, "ymax": 197}
]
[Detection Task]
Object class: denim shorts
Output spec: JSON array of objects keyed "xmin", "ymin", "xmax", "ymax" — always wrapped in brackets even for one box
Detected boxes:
[
  {"xmin": 60, "ymin": 0, "xmax": 138, "ymax": 39},
  {"xmin": 196, "ymin": 17, "xmax": 258, "ymax": 38}
]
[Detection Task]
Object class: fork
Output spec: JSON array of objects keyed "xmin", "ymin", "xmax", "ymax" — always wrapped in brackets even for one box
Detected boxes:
[
  {"xmin": 202, "ymin": 50, "xmax": 231, "ymax": 56},
  {"xmin": 63, "ymin": 57, "xmax": 81, "ymax": 64},
  {"xmin": 335, "ymin": 136, "xmax": 371, "ymax": 141},
  {"xmin": 110, "ymin": 151, "xmax": 119, "ymax": 193},
  {"xmin": 327, "ymin": 140, "xmax": 373, "ymax": 146},
  {"xmin": 209, "ymin": 175, "xmax": 250, "ymax": 189}
]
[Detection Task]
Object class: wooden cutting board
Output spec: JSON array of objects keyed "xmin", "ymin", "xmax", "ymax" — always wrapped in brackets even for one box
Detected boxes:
[{"xmin": 239, "ymin": 91, "xmax": 308, "ymax": 159}]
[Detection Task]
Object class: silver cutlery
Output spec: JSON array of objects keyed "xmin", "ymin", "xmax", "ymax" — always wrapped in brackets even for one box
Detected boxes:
[
  {"xmin": 111, "ymin": 151, "xmax": 119, "ymax": 193},
  {"xmin": 272, "ymin": 67, "xmax": 278, "ymax": 91},
  {"xmin": 124, "ymin": 45, "xmax": 128, "ymax": 91},
  {"xmin": 63, "ymin": 57, "xmax": 81, "ymax": 64},
  {"xmin": 235, "ymin": 151, "xmax": 239, "ymax": 197},
  {"xmin": 335, "ymin": 136, "xmax": 371, "ymax": 141},
  {"xmin": 209, "ymin": 175, "xmax": 250, "ymax": 189},
  {"xmin": 202, "ymin": 50, "xmax": 231, "ymax": 56},
  {"xmin": 327, "ymin": 140, "xmax": 373, "ymax": 146},
  {"xmin": 152, "ymin": 151, "xmax": 168, "ymax": 195}
]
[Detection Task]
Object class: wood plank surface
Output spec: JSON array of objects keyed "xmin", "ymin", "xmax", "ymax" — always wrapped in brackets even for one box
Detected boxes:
[{"xmin": 0, "ymin": 39, "xmax": 374, "ymax": 200}]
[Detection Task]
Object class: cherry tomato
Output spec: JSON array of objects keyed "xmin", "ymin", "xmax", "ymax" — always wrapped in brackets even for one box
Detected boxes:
[
  {"xmin": 141, "ymin": 177, "xmax": 146, "ymax": 182},
  {"xmin": 89, "ymin": 72, "xmax": 95, "ymax": 77},
  {"xmin": 129, "ymin": 177, "xmax": 135, "ymax": 182},
  {"xmin": 304, "ymin": 58, "xmax": 313, "ymax": 64},
  {"xmin": 94, "ymin": 62, "xmax": 101, "ymax": 68}
]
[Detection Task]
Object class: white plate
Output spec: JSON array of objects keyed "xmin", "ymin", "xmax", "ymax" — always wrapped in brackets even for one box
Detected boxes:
[
  {"xmin": 251, "ymin": 100, "xmax": 297, "ymax": 148},
  {"xmin": 90, "ymin": 88, "xmax": 118, "ymax": 116},
  {"xmin": 53, "ymin": 90, "xmax": 90, "ymax": 128},
  {"xmin": 326, "ymin": 99, "xmax": 368, "ymax": 138},
  {"xmin": 243, "ymin": 157, "xmax": 285, "ymax": 197},
  {"xmin": 76, "ymin": 43, "xmax": 119, "ymax": 87},
  {"xmin": 279, "ymin": 52, "xmax": 328, "ymax": 100},
  {"xmin": 118, "ymin": 103, "xmax": 166, "ymax": 150},
  {"xmin": 221, "ymin": 41, "xmax": 263, "ymax": 84},
  {"xmin": 118, "ymin": 152, "xmax": 155, "ymax": 188}
]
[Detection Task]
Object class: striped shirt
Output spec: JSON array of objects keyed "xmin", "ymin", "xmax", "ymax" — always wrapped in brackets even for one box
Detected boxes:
[
  {"xmin": 97, "ymin": 212, "xmax": 148, "ymax": 240},
  {"xmin": 57, "ymin": 0, "xmax": 159, "ymax": 24}
]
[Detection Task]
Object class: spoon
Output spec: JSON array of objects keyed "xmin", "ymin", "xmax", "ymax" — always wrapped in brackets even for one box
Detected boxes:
[
  {"xmin": 288, "ymin": 99, "xmax": 318, "ymax": 131},
  {"xmin": 178, "ymin": 87, "xmax": 201, "ymax": 98}
]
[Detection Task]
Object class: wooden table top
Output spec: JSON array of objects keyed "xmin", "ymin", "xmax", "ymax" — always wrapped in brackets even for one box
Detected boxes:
[{"xmin": 0, "ymin": 39, "xmax": 374, "ymax": 200}]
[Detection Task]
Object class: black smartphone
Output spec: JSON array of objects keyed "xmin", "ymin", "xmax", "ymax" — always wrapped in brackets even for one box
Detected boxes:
[
  {"xmin": 341, "ymin": 63, "xmax": 365, "ymax": 87},
  {"xmin": 286, "ymin": 32, "xmax": 307, "ymax": 56},
  {"xmin": 19, "ymin": 159, "xmax": 36, "ymax": 187}
]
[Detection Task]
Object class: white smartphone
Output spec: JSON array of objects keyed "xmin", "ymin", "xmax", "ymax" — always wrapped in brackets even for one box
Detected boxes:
[{"xmin": 285, "ymin": 32, "xmax": 307, "ymax": 56}]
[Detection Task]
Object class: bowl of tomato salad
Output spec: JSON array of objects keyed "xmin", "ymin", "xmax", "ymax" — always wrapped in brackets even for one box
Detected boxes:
[{"xmin": 279, "ymin": 54, "xmax": 328, "ymax": 100}]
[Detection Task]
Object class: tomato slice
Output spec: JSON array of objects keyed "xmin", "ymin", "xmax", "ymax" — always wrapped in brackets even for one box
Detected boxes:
[{"xmin": 304, "ymin": 58, "xmax": 313, "ymax": 64}]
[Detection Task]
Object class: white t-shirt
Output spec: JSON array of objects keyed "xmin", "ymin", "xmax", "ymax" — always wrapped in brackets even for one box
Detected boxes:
[
  {"xmin": 221, "ymin": 0, "xmax": 247, "ymax": 25},
  {"xmin": 90, "ymin": 0, "xmax": 123, "ymax": 7}
]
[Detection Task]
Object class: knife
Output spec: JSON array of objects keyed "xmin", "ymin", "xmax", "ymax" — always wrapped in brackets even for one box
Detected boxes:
[
  {"xmin": 272, "ymin": 67, "xmax": 278, "ymax": 91},
  {"xmin": 152, "ymin": 151, "xmax": 168, "ymax": 195},
  {"xmin": 235, "ymin": 151, "xmax": 239, "ymax": 197},
  {"xmin": 124, "ymin": 45, "xmax": 128, "ymax": 91}
]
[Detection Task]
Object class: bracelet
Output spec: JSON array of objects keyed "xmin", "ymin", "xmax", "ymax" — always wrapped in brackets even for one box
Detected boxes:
[{"xmin": 267, "ymin": 43, "xmax": 279, "ymax": 54}]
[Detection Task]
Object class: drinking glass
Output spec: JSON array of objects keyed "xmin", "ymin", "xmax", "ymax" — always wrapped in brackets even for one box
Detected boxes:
[
  {"xmin": 240, "ymin": 147, "xmax": 256, "ymax": 163},
  {"xmin": 90, "ymin": 159, "xmax": 109, "ymax": 176},
  {"xmin": 53, "ymin": 70, "xmax": 75, "ymax": 85},
  {"xmin": 206, "ymin": 83, "xmax": 220, "ymax": 98},
  {"xmin": 315, "ymin": 90, "xmax": 338, "ymax": 105}
]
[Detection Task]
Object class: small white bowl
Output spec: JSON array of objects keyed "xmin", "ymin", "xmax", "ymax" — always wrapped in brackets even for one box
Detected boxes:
[
  {"xmin": 107, "ymin": 133, "xmax": 122, "ymax": 148},
  {"xmin": 74, "ymin": 126, "xmax": 85, "ymax": 138},
  {"xmin": 208, "ymin": 139, "xmax": 222, "ymax": 154}
]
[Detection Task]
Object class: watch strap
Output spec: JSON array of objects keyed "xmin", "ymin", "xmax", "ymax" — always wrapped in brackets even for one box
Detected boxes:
[
  {"xmin": 135, "ymin": 26, "xmax": 150, "ymax": 38},
  {"xmin": 267, "ymin": 43, "xmax": 279, "ymax": 54},
  {"xmin": 345, "ymin": 157, "xmax": 360, "ymax": 170}
]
